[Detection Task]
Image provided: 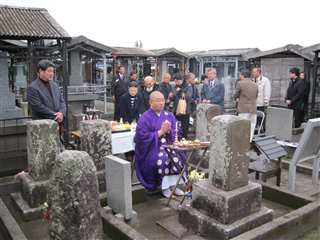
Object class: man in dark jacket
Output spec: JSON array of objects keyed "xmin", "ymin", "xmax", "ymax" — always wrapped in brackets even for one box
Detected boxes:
[
  {"xmin": 158, "ymin": 73, "xmax": 174, "ymax": 111},
  {"xmin": 112, "ymin": 66, "xmax": 128, "ymax": 121},
  {"xmin": 119, "ymin": 81, "xmax": 144, "ymax": 123},
  {"xmin": 185, "ymin": 73, "xmax": 199, "ymax": 115},
  {"xmin": 27, "ymin": 60, "xmax": 66, "ymax": 122},
  {"xmin": 201, "ymin": 68, "xmax": 225, "ymax": 109},
  {"xmin": 286, "ymin": 68, "xmax": 306, "ymax": 128},
  {"xmin": 140, "ymin": 76, "xmax": 159, "ymax": 112}
]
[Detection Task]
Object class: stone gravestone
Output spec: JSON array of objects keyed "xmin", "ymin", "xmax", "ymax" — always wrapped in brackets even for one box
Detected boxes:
[
  {"xmin": 266, "ymin": 107, "xmax": 293, "ymax": 141},
  {"xmin": 69, "ymin": 50, "xmax": 84, "ymax": 86},
  {"xmin": 16, "ymin": 120, "xmax": 61, "ymax": 210},
  {"xmin": 179, "ymin": 115, "xmax": 273, "ymax": 240},
  {"xmin": 0, "ymin": 51, "xmax": 23, "ymax": 119},
  {"xmin": 196, "ymin": 103, "xmax": 222, "ymax": 142},
  {"xmin": 80, "ymin": 119, "xmax": 112, "ymax": 192},
  {"xmin": 48, "ymin": 150, "xmax": 103, "ymax": 240},
  {"xmin": 288, "ymin": 118, "xmax": 320, "ymax": 192},
  {"xmin": 191, "ymin": 103, "xmax": 222, "ymax": 170},
  {"xmin": 27, "ymin": 120, "xmax": 61, "ymax": 181},
  {"xmin": 105, "ymin": 155, "xmax": 136, "ymax": 221}
]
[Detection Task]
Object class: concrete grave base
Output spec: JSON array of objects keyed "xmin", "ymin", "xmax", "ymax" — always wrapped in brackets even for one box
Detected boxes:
[
  {"xmin": 9, "ymin": 173, "xmax": 49, "ymax": 221},
  {"xmin": 10, "ymin": 192, "xmax": 43, "ymax": 221},
  {"xmin": 19, "ymin": 173, "xmax": 48, "ymax": 208},
  {"xmin": 99, "ymin": 183, "xmax": 147, "ymax": 207},
  {"xmin": 192, "ymin": 180, "xmax": 262, "ymax": 224},
  {"xmin": 179, "ymin": 205, "xmax": 273, "ymax": 240}
]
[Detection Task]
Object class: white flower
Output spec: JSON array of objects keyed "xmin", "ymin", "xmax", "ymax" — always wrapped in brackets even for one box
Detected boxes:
[
  {"xmin": 173, "ymin": 166, "xmax": 177, "ymax": 172},
  {"xmin": 158, "ymin": 169, "xmax": 162, "ymax": 174},
  {"xmin": 161, "ymin": 138, "xmax": 167, "ymax": 144},
  {"xmin": 157, "ymin": 159, "xmax": 162, "ymax": 166},
  {"xmin": 165, "ymin": 168, "xmax": 169, "ymax": 174},
  {"xmin": 165, "ymin": 160, "xmax": 169, "ymax": 165},
  {"xmin": 173, "ymin": 157, "xmax": 179, "ymax": 163},
  {"xmin": 158, "ymin": 152, "xmax": 164, "ymax": 157}
]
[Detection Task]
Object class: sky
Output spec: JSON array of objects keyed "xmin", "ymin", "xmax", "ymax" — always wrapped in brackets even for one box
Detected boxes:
[{"xmin": 1, "ymin": 0, "xmax": 320, "ymax": 52}]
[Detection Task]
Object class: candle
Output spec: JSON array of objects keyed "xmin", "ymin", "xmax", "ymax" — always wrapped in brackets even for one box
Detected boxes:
[{"xmin": 175, "ymin": 122, "xmax": 178, "ymax": 142}]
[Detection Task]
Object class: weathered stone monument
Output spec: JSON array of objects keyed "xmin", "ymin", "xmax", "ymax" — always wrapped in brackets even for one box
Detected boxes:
[
  {"xmin": 11, "ymin": 120, "xmax": 61, "ymax": 219},
  {"xmin": 288, "ymin": 118, "xmax": 320, "ymax": 192},
  {"xmin": 27, "ymin": 120, "xmax": 61, "ymax": 181},
  {"xmin": 191, "ymin": 103, "xmax": 222, "ymax": 170},
  {"xmin": 80, "ymin": 119, "xmax": 112, "ymax": 192},
  {"xmin": 179, "ymin": 115, "xmax": 273, "ymax": 240},
  {"xmin": 69, "ymin": 50, "xmax": 84, "ymax": 86},
  {"xmin": 105, "ymin": 155, "xmax": 137, "ymax": 222},
  {"xmin": 48, "ymin": 150, "xmax": 103, "ymax": 240},
  {"xmin": 196, "ymin": 103, "xmax": 222, "ymax": 142},
  {"xmin": 266, "ymin": 107, "xmax": 293, "ymax": 141},
  {"xmin": 0, "ymin": 51, "xmax": 23, "ymax": 119}
]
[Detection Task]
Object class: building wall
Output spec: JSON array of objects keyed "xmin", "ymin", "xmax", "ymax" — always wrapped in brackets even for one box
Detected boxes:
[{"xmin": 260, "ymin": 57, "xmax": 304, "ymax": 106}]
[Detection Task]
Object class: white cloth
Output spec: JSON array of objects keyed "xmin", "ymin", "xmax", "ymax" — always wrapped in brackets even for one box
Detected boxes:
[
  {"xmin": 111, "ymin": 129, "xmax": 135, "ymax": 154},
  {"xmin": 255, "ymin": 76, "xmax": 271, "ymax": 107},
  {"xmin": 162, "ymin": 175, "xmax": 180, "ymax": 190},
  {"xmin": 239, "ymin": 113, "xmax": 257, "ymax": 142}
]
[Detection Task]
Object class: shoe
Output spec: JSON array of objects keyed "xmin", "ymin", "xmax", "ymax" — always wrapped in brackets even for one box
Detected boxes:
[
  {"xmin": 162, "ymin": 188, "xmax": 173, "ymax": 198},
  {"xmin": 174, "ymin": 188, "xmax": 185, "ymax": 196}
]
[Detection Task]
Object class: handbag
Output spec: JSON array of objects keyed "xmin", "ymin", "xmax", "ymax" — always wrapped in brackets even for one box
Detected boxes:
[{"xmin": 176, "ymin": 95, "xmax": 187, "ymax": 115}]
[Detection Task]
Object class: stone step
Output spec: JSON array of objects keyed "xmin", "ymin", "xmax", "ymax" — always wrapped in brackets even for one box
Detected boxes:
[
  {"xmin": 178, "ymin": 205, "xmax": 273, "ymax": 240},
  {"xmin": 99, "ymin": 183, "xmax": 146, "ymax": 207}
]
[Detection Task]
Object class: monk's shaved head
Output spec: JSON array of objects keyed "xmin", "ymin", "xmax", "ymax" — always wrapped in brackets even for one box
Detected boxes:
[
  {"xmin": 149, "ymin": 91, "xmax": 165, "ymax": 113},
  {"xmin": 150, "ymin": 91, "xmax": 164, "ymax": 101}
]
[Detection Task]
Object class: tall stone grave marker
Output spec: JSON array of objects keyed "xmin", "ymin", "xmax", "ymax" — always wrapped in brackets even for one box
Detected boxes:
[
  {"xmin": 105, "ymin": 155, "xmax": 135, "ymax": 220},
  {"xmin": 196, "ymin": 103, "xmax": 222, "ymax": 142},
  {"xmin": 266, "ymin": 107, "xmax": 293, "ymax": 141},
  {"xmin": 11, "ymin": 120, "xmax": 61, "ymax": 220},
  {"xmin": 179, "ymin": 115, "xmax": 273, "ymax": 240},
  {"xmin": 48, "ymin": 150, "xmax": 103, "ymax": 240},
  {"xmin": 80, "ymin": 119, "xmax": 112, "ymax": 192},
  {"xmin": 27, "ymin": 120, "xmax": 61, "ymax": 181},
  {"xmin": 0, "ymin": 51, "xmax": 23, "ymax": 119}
]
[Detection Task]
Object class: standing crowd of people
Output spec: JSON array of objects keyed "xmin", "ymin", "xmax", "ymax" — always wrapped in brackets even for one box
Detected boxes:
[
  {"xmin": 112, "ymin": 66, "xmax": 226, "ymax": 139},
  {"xmin": 112, "ymin": 65, "xmax": 310, "ymax": 143},
  {"xmin": 25, "ymin": 59, "xmax": 310, "ymax": 198},
  {"xmin": 235, "ymin": 67, "xmax": 310, "ymax": 142}
]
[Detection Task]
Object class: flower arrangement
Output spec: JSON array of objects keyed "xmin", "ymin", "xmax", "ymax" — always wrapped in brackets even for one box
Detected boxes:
[
  {"xmin": 188, "ymin": 169, "xmax": 205, "ymax": 183},
  {"xmin": 41, "ymin": 202, "xmax": 50, "ymax": 221}
]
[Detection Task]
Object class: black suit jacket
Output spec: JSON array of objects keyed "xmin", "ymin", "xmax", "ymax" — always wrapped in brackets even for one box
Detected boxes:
[
  {"xmin": 27, "ymin": 78, "xmax": 66, "ymax": 120},
  {"xmin": 112, "ymin": 74, "xmax": 128, "ymax": 101},
  {"xmin": 286, "ymin": 78, "xmax": 306, "ymax": 109},
  {"xmin": 119, "ymin": 93, "xmax": 144, "ymax": 123}
]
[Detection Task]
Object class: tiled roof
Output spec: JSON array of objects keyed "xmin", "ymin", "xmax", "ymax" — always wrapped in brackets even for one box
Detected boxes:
[
  {"xmin": 68, "ymin": 35, "xmax": 114, "ymax": 54},
  {"xmin": 247, "ymin": 44, "xmax": 313, "ymax": 61},
  {"xmin": 0, "ymin": 5, "xmax": 70, "ymax": 40},
  {"xmin": 111, "ymin": 47, "xmax": 156, "ymax": 57},
  {"xmin": 150, "ymin": 48, "xmax": 189, "ymax": 58},
  {"xmin": 188, "ymin": 48, "xmax": 259, "ymax": 57}
]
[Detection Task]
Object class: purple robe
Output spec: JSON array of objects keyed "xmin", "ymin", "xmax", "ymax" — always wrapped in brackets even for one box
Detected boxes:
[{"xmin": 135, "ymin": 109, "xmax": 186, "ymax": 190}]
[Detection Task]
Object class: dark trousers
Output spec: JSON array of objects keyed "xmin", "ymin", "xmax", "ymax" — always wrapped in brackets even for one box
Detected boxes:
[
  {"xmin": 176, "ymin": 114, "xmax": 190, "ymax": 139},
  {"xmin": 293, "ymin": 107, "xmax": 304, "ymax": 128},
  {"xmin": 114, "ymin": 100, "xmax": 121, "ymax": 121},
  {"xmin": 257, "ymin": 106, "xmax": 266, "ymax": 132}
]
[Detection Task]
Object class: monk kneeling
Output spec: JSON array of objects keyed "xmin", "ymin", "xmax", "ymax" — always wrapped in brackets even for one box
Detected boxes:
[{"xmin": 135, "ymin": 91, "xmax": 186, "ymax": 198}]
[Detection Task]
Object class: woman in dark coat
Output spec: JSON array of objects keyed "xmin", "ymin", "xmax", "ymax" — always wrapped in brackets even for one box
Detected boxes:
[
  {"xmin": 172, "ymin": 73, "xmax": 192, "ymax": 139},
  {"xmin": 119, "ymin": 81, "xmax": 144, "ymax": 123}
]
